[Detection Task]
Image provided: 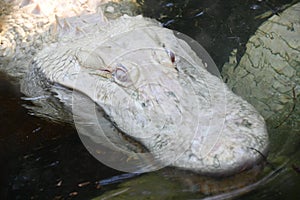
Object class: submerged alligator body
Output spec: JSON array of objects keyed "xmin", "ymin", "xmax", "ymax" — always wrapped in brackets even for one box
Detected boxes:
[{"xmin": 0, "ymin": 0, "xmax": 269, "ymax": 175}]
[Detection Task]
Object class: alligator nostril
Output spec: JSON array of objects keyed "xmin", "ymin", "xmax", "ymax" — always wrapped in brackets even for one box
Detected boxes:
[
  {"xmin": 0, "ymin": 37, "xmax": 8, "ymax": 48},
  {"xmin": 242, "ymin": 119, "xmax": 252, "ymax": 128},
  {"xmin": 234, "ymin": 119, "xmax": 253, "ymax": 128}
]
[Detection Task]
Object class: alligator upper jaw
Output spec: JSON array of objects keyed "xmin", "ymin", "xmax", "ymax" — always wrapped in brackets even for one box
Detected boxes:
[{"xmin": 67, "ymin": 55, "xmax": 269, "ymax": 176}]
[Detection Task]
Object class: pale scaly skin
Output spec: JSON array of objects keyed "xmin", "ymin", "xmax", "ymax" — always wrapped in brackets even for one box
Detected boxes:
[
  {"xmin": 222, "ymin": 3, "xmax": 300, "ymax": 129},
  {"xmin": 0, "ymin": 0, "xmax": 268, "ymax": 175},
  {"xmin": 0, "ymin": 0, "xmax": 113, "ymax": 77}
]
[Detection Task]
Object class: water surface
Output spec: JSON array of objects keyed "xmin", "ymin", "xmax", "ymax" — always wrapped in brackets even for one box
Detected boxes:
[{"xmin": 1, "ymin": 0, "xmax": 300, "ymax": 199}]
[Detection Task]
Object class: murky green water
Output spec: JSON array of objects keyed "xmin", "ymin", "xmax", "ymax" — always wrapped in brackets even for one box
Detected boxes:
[{"xmin": 0, "ymin": 0, "xmax": 299, "ymax": 199}]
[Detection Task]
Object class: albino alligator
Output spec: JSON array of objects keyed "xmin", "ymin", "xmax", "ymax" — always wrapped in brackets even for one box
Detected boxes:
[{"xmin": 0, "ymin": 0, "xmax": 269, "ymax": 176}]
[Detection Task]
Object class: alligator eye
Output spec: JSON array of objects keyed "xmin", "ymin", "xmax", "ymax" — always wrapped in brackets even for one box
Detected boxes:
[
  {"xmin": 113, "ymin": 64, "xmax": 129, "ymax": 82},
  {"xmin": 112, "ymin": 62, "xmax": 140, "ymax": 87},
  {"xmin": 165, "ymin": 49, "xmax": 175, "ymax": 63}
]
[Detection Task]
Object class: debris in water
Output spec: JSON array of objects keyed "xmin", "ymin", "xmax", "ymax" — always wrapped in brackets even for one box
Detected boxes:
[
  {"xmin": 69, "ymin": 191, "xmax": 78, "ymax": 197},
  {"xmin": 56, "ymin": 180, "xmax": 63, "ymax": 187},
  {"xmin": 250, "ymin": 4, "xmax": 261, "ymax": 10},
  {"xmin": 32, "ymin": 127, "xmax": 41, "ymax": 133},
  {"xmin": 78, "ymin": 181, "xmax": 90, "ymax": 187}
]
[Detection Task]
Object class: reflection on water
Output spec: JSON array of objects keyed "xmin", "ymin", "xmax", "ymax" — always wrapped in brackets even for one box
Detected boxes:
[{"xmin": 0, "ymin": 0, "xmax": 300, "ymax": 199}]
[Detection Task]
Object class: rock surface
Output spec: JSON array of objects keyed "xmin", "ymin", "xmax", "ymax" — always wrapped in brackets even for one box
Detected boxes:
[{"xmin": 222, "ymin": 3, "xmax": 300, "ymax": 128}]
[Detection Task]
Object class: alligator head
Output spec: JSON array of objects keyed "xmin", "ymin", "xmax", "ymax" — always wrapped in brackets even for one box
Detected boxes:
[{"xmin": 22, "ymin": 15, "xmax": 268, "ymax": 176}]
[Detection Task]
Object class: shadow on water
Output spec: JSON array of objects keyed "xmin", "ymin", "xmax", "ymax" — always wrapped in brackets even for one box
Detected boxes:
[
  {"xmin": 0, "ymin": 73, "xmax": 123, "ymax": 199},
  {"xmin": 0, "ymin": 0, "xmax": 300, "ymax": 199}
]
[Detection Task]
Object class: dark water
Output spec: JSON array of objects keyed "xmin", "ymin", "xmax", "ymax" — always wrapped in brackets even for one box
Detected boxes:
[
  {"xmin": 1, "ymin": 0, "xmax": 300, "ymax": 199},
  {"xmin": 0, "ymin": 73, "xmax": 123, "ymax": 199},
  {"xmin": 139, "ymin": 0, "xmax": 297, "ymax": 69}
]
